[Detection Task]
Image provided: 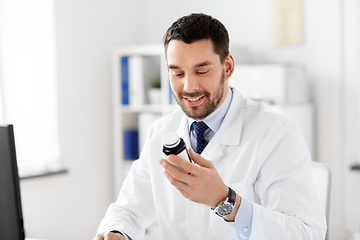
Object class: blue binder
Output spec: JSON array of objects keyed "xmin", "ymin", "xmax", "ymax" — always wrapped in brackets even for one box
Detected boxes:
[
  {"xmin": 121, "ymin": 56, "xmax": 129, "ymax": 105},
  {"xmin": 123, "ymin": 129, "xmax": 139, "ymax": 160}
]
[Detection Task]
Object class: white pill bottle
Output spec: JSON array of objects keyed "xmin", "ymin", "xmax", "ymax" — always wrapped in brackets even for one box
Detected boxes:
[{"xmin": 162, "ymin": 132, "xmax": 193, "ymax": 172}]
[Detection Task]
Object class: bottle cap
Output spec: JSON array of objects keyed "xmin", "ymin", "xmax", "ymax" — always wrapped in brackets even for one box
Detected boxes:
[{"xmin": 162, "ymin": 132, "xmax": 180, "ymax": 147}]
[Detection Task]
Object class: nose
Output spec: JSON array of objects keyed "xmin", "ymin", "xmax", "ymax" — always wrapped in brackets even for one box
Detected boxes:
[{"xmin": 183, "ymin": 75, "xmax": 199, "ymax": 93}]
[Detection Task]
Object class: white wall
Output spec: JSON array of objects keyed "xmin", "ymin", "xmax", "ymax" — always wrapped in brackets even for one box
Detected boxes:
[
  {"xmin": 18, "ymin": 1, "xmax": 360, "ymax": 240},
  {"xmin": 343, "ymin": 0, "xmax": 360, "ymax": 237},
  {"xmin": 20, "ymin": 1, "xmax": 141, "ymax": 240}
]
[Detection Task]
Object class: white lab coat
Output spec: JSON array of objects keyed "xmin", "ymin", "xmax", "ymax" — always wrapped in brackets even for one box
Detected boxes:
[{"xmin": 98, "ymin": 89, "xmax": 327, "ymax": 240}]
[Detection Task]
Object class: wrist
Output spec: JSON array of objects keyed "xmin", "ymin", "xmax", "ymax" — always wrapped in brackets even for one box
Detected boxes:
[
  {"xmin": 224, "ymin": 194, "xmax": 241, "ymax": 222},
  {"xmin": 212, "ymin": 187, "xmax": 237, "ymax": 218},
  {"xmin": 211, "ymin": 185, "xmax": 229, "ymax": 209}
]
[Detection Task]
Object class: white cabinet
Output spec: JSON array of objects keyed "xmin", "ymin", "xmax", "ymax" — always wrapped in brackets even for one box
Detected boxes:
[
  {"xmin": 111, "ymin": 45, "xmax": 178, "ymax": 197},
  {"xmin": 229, "ymin": 64, "xmax": 314, "ymax": 160},
  {"xmin": 229, "ymin": 64, "xmax": 309, "ymax": 104}
]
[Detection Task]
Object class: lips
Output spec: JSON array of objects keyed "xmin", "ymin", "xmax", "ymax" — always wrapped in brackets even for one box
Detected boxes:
[{"xmin": 183, "ymin": 95, "xmax": 205, "ymax": 106}]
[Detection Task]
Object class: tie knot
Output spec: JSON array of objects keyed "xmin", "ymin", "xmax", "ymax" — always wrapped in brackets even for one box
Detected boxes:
[{"xmin": 192, "ymin": 121, "xmax": 209, "ymax": 154}]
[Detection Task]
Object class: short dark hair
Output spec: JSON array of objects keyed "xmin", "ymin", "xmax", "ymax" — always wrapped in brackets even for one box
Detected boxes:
[{"xmin": 163, "ymin": 13, "xmax": 230, "ymax": 63}]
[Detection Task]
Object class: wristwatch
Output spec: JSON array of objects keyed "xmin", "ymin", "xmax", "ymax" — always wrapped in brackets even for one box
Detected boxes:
[{"xmin": 213, "ymin": 187, "xmax": 236, "ymax": 218}]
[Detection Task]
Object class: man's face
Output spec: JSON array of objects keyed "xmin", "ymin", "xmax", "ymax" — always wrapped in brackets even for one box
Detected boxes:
[{"xmin": 166, "ymin": 39, "xmax": 233, "ymax": 120}]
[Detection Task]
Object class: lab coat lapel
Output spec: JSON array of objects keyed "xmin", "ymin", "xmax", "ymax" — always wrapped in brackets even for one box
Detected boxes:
[
  {"xmin": 202, "ymin": 89, "xmax": 244, "ymax": 161},
  {"xmin": 176, "ymin": 114, "xmax": 191, "ymax": 149}
]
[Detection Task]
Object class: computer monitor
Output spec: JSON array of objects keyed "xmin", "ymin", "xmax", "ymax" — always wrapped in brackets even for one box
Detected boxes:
[{"xmin": 0, "ymin": 125, "xmax": 25, "ymax": 239}]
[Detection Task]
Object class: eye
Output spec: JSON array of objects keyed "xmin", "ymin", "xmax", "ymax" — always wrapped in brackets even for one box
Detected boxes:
[
  {"xmin": 172, "ymin": 71, "xmax": 184, "ymax": 78},
  {"xmin": 197, "ymin": 70, "xmax": 209, "ymax": 75}
]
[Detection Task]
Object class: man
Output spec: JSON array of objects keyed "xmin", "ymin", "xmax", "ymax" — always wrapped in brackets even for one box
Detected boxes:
[{"xmin": 94, "ymin": 13, "xmax": 326, "ymax": 240}]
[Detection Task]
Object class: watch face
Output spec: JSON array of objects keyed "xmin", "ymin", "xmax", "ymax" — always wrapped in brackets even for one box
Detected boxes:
[{"xmin": 216, "ymin": 202, "xmax": 234, "ymax": 217}]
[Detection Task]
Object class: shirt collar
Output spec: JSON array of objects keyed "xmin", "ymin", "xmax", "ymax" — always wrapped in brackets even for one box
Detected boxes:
[{"xmin": 187, "ymin": 87, "xmax": 233, "ymax": 133}]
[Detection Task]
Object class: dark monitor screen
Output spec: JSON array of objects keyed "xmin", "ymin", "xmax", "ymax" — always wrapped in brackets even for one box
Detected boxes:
[{"xmin": 0, "ymin": 125, "xmax": 25, "ymax": 239}]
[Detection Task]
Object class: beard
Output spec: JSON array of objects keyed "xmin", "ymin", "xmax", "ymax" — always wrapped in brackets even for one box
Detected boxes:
[{"xmin": 173, "ymin": 71, "xmax": 226, "ymax": 120}]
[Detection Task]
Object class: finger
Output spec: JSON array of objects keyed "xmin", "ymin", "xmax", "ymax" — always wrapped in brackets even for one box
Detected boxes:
[
  {"xmin": 169, "ymin": 153, "xmax": 200, "ymax": 174},
  {"xmin": 93, "ymin": 234, "xmax": 104, "ymax": 240},
  {"xmin": 104, "ymin": 232, "xmax": 124, "ymax": 240},
  {"xmin": 189, "ymin": 148, "xmax": 214, "ymax": 169},
  {"xmin": 103, "ymin": 232, "xmax": 112, "ymax": 240},
  {"xmin": 160, "ymin": 157, "xmax": 181, "ymax": 174},
  {"xmin": 160, "ymin": 158, "xmax": 191, "ymax": 182},
  {"xmin": 162, "ymin": 155, "xmax": 196, "ymax": 176},
  {"xmin": 163, "ymin": 168, "xmax": 189, "ymax": 191}
]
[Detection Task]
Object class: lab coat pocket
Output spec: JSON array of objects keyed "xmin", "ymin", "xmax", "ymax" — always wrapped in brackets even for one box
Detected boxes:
[{"xmin": 210, "ymin": 181, "xmax": 250, "ymax": 240}]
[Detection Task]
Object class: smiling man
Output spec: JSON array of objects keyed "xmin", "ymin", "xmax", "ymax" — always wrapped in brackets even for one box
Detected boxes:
[
  {"xmin": 94, "ymin": 13, "xmax": 326, "ymax": 240},
  {"xmin": 167, "ymin": 39, "xmax": 230, "ymax": 120}
]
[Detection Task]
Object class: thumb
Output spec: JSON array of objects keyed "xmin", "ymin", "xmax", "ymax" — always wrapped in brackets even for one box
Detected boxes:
[{"xmin": 189, "ymin": 147, "xmax": 214, "ymax": 169}]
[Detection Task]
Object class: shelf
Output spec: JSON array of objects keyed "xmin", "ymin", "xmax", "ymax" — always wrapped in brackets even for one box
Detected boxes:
[
  {"xmin": 351, "ymin": 164, "xmax": 360, "ymax": 170},
  {"xmin": 20, "ymin": 168, "xmax": 68, "ymax": 180},
  {"xmin": 112, "ymin": 44, "xmax": 175, "ymax": 198},
  {"xmin": 114, "ymin": 45, "xmax": 164, "ymax": 57},
  {"xmin": 121, "ymin": 104, "xmax": 162, "ymax": 113},
  {"xmin": 120, "ymin": 104, "xmax": 179, "ymax": 114}
]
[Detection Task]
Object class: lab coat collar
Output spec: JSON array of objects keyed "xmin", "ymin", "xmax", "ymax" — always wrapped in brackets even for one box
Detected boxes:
[
  {"xmin": 217, "ymin": 88, "xmax": 244, "ymax": 146},
  {"xmin": 176, "ymin": 88, "xmax": 244, "ymax": 161}
]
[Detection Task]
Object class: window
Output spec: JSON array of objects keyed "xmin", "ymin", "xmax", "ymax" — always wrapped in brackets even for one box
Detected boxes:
[{"xmin": 0, "ymin": 0, "xmax": 62, "ymax": 177}]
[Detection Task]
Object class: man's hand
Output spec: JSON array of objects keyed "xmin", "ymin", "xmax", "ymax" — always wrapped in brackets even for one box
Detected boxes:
[
  {"xmin": 160, "ymin": 147, "xmax": 229, "ymax": 209},
  {"xmin": 92, "ymin": 232, "xmax": 125, "ymax": 240}
]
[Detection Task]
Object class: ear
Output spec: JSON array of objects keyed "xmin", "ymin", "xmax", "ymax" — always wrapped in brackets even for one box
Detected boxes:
[{"xmin": 223, "ymin": 53, "xmax": 235, "ymax": 81}]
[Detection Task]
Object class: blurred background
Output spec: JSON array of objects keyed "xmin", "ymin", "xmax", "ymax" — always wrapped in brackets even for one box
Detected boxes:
[{"xmin": 0, "ymin": 0, "xmax": 359, "ymax": 239}]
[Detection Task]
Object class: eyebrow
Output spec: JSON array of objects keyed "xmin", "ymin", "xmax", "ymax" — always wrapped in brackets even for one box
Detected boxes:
[
  {"xmin": 167, "ymin": 64, "xmax": 180, "ymax": 70},
  {"xmin": 168, "ymin": 61, "xmax": 214, "ymax": 70},
  {"xmin": 194, "ymin": 61, "xmax": 213, "ymax": 68}
]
